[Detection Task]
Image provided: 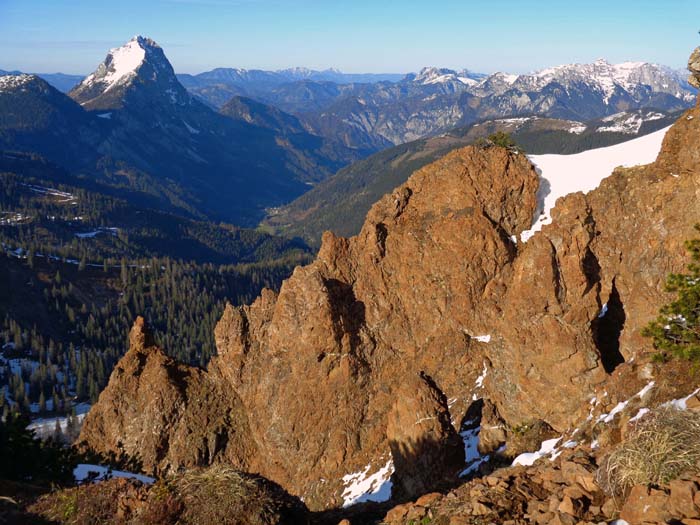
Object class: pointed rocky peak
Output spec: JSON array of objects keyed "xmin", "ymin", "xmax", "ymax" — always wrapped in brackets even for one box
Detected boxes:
[
  {"xmin": 70, "ymin": 35, "xmax": 191, "ymax": 110},
  {"xmin": 688, "ymin": 47, "xmax": 700, "ymax": 88},
  {"xmin": 477, "ymin": 71, "xmax": 520, "ymax": 88},
  {"xmin": 129, "ymin": 316, "xmax": 155, "ymax": 351}
]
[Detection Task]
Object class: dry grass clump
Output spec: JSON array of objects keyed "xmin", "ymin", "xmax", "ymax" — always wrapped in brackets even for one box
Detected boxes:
[
  {"xmin": 165, "ymin": 466, "xmax": 308, "ymax": 525},
  {"xmin": 29, "ymin": 477, "xmax": 148, "ymax": 525},
  {"xmin": 29, "ymin": 466, "xmax": 308, "ymax": 525},
  {"xmin": 597, "ymin": 407, "xmax": 700, "ymax": 495}
]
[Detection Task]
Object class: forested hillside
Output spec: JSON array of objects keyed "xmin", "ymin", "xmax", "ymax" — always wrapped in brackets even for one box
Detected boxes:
[{"xmin": 0, "ymin": 155, "xmax": 311, "ymax": 426}]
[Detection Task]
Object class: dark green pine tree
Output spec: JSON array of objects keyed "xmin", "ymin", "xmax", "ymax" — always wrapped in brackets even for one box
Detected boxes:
[{"xmin": 643, "ymin": 224, "xmax": 700, "ymax": 360}]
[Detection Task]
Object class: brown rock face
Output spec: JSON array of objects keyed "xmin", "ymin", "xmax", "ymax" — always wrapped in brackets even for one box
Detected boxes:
[
  {"xmin": 208, "ymin": 146, "xmax": 542, "ymax": 507},
  {"xmin": 79, "ymin": 317, "xmax": 259, "ymax": 475},
  {"xmin": 82, "ymin": 74, "xmax": 700, "ymax": 508},
  {"xmin": 387, "ymin": 372, "xmax": 466, "ymax": 500},
  {"xmin": 688, "ymin": 47, "xmax": 700, "ymax": 89}
]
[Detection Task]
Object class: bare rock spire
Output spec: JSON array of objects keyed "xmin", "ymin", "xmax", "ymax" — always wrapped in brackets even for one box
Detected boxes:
[{"xmin": 687, "ymin": 47, "xmax": 700, "ymax": 88}]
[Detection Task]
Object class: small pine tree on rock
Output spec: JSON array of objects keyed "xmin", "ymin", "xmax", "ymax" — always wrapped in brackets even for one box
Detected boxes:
[
  {"xmin": 643, "ymin": 224, "xmax": 700, "ymax": 360},
  {"xmin": 475, "ymin": 131, "xmax": 524, "ymax": 153}
]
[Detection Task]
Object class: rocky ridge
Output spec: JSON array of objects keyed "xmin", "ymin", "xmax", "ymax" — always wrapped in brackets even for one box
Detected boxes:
[{"xmin": 80, "ymin": 48, "xmax": 700, "ymax": 513}]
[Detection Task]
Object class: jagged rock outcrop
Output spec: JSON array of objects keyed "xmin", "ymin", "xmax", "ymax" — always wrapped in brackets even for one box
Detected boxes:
[
  {"xmin": 81, "ymin": 50, "xmax": 700, "ymax": 510},
  {"xmin": 688, "ymin": 46, "xmax": 700, "ymax": 89},
  {"xmin": 79, "ymin": 317, "xmax": 259, "ymax": 475}
]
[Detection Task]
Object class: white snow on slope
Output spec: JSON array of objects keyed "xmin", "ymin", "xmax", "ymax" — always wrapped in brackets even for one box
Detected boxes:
[
  {"xmin": 81, "ymin": 38, "xmax": 145, "ymax": 92},
  {"xmin": 102, "ymin": 39, "xmax": 145, "ymax": 90},
  {"xmin": 459, "ymin": 419, "xmax": 488, "ymax": 476},
  {"xmin": 597, "ymin": 381, "xmax": 655, "ymax": 424},
  {"xmin": 512, "ymin": 437, "xmax": 562, "ymax": 466},
  {"xmin": 341, "ymin": 458, "xmax": 394, "ymax": 507},
  {"xmin": 568, "ymin": 124, "xmax": 587, "ymax": 134},
  {"xmin": 663, "ymin": 387, "xmax": 700, "ymax": 410},
  {"xmin": 22, "ymin": 183, "xmax": 75, "ymax": 203},
  {"xmin": 598, "ymin": 111, "xmax": 665, "ymax": 134},
  {"xmin": 75, "ymin": 227, "xmax": 118, "ymax": 239},
  {"xmin": 183, "ymin": 121, "xmax": 200, "ymax": 134},
  {"xmin": 0, "ymin": 74, "xmax": 34, "ymax": 92},
  {"xmin": 27, "ymin": 402, "xmax": 92, "ymax": 439},
  {"xmin": 520, "ymin": 125, "xmax": 671, "ymax": 242},
  {"xmin": 74, "ymin": 464, "xmax": 154, "ymax": 484}
]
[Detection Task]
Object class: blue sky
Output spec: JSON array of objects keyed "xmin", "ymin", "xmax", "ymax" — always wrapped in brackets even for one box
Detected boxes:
[{"xmin": 1, "ymin": 0, "xmax": 699, "ymax": 75}]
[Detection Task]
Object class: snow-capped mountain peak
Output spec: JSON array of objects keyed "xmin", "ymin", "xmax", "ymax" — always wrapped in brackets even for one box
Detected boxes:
[
  {"xmin": 70, "ymin": 35, "xmax": 191, "ymax": 110},
  {"xmin": 412, "ymin": 67, "xmax": 482, "ymax": 86},
  {"xmin": 78, "ymin": 36, "xmax": 159, "ymax": 93}
]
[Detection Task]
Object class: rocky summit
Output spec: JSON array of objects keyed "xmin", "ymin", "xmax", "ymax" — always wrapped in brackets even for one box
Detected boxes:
[{"xmin": 80, "ymin": 48, "xmax": 700, "ymax": 515}]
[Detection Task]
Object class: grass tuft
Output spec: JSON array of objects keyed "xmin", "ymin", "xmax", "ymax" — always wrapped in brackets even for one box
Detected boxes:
[{"xmin": 597, "ymin": 406, "xmax": 700, "ymax": 495}]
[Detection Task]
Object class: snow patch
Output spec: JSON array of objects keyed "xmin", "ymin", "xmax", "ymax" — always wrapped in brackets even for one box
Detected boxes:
[
  {"xmin": 519, "ymin": 126, "xmax": 670, "ymax": 242},
  {"xmin": 512, "ymin": 437, "xmax": 561, "ymax": 466},
  {"xmin": 183, "ymin": 121, "xmax": 200, "ymax": 134},
  {"xmin": 475, "ymin": 362, "xmax": 487, "ymax": 389},
  {"xmin": 97, "ymin": 39, "xmax": 145, "ymax": 92},
  {"xmin": 629, "ymin": 407, "xmax": 650, "ymax": 423},
  {"xmin": 598, "ymin": 303, "xmax": 609, "ymax": 318},
  {"xmin": 75, "ymin": 227, "xmax": 118, "ymax": 239},
  {"xmin": 567, "ymin": 124, "xmax": 587, "ymax": 134},
  {"xmin": 598, "ymin": 111, "xmax": 664, "ymax": 134},
  {"xmin": 662, "ymin": 387, "xmax": 700, "ymax": 410},
  {"xmin": 597, "ymin": 381, "xmax": 655, "ymax": 424},
  {"xmin": 341, "ymin": 459, "xmax": 394, "ymax": 508},
  {"xmin": 74, "ymin": 464, "xmax": 154, "ymax": 484},
  {"xmin": 27, "ymin": 402, "xmax": 92, "ymax": 439},
  {"xmin": 22, "ymin": 183, "xmax": 75, "ymax": 203},
  {"xmin": 459, "ymin": 420, "xmax": 489, "ymax": 476}
]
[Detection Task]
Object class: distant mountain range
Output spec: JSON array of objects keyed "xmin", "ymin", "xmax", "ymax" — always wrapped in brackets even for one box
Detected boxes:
[
  {"xmin": 171, "ymin": 59, "xmax": 695, "ymax": 152},
  {"xmin": 293, "ymin": 60, "xmax": 694, "ymax": 150},
  {"xmin": 2, "ymin": 39, "xmax": 696, "ymax": 228}
]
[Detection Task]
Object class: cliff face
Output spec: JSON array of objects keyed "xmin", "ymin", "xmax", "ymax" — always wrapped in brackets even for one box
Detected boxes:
[{"xmin": 80, "ymin": 54, "xmax": 700, "ymax": 510}]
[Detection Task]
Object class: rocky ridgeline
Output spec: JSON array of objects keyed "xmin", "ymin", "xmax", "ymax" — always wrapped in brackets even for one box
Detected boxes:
[{"xmin": 78, "ymin": 47, "xmax": 700, "ymax": 517}]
